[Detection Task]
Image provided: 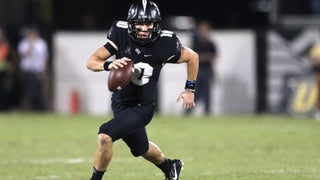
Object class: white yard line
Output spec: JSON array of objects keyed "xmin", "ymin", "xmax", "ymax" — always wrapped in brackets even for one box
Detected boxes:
[{"xmin": 33, "ymin": 175, "xmax": 60, "ymax": 179}]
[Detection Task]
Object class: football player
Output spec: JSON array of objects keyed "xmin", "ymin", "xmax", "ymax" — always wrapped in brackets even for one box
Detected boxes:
[{"xmin": 86, "ymin": 0, "xmax": 199, "ymax": 179}]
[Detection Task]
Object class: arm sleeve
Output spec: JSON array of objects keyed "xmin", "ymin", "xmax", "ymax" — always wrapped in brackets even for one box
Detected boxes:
[
  {"xmin": 103, "ymin": 21, "xmax": 119, "ymax": 56},
  {"xmin": 163, "ymin": 33, "xmax": 182, "ymax": 64}
]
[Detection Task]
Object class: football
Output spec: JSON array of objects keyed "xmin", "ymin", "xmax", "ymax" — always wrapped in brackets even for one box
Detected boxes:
[{"xmin": 108, "ymin": 60, "xmax": 134, "ymax": 91}]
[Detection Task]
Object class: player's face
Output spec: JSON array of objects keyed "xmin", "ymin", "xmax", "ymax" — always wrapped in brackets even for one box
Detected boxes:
[{"xmin": 134, "ymin": 22, "xmax": 154, "ymax": 39}]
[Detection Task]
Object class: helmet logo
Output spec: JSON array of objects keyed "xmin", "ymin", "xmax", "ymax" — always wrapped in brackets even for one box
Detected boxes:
[{"xmin": 142, "ymin": 0, "xmax": 147, "ymax": 12}]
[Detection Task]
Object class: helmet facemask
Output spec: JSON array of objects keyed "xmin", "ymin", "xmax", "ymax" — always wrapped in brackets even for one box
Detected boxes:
[
  {"xmin": 128, "ymin": 21, "xmax": 160, "ymax": 44},
  {"xmin": 127, "ymin": 0, "xmax": 161, "ymax": 45}
]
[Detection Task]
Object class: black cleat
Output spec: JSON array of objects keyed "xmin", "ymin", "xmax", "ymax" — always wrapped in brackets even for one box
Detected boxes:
[{"xmin": 165, "ymin": 159, "xmax": 183, "ymax": 180}]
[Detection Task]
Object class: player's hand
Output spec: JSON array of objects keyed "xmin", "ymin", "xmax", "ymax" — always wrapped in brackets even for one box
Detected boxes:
[
  {"xmin": 109, "ymin": 57, "xmax": 131, "ymax": 70},
  {"xmin": 176, "ymin": 91, "xmax": 195, "ymax": 109}
]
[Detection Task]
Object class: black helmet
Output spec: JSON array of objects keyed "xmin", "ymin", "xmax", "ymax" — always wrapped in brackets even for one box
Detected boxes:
[{"xmin": 127, "ymin": 0, "xmax": 161, "ymax": 44}]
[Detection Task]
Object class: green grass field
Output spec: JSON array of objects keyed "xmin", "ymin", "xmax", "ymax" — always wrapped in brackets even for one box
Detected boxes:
[{"xmin": 0, "ymin": 113, "xmax": 319, "ymax": 180}]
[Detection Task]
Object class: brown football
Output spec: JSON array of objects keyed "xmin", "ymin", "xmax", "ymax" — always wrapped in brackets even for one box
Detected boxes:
[{"xmin": 108, "ymin": 60, "xmax": 134, "ymax": 91}]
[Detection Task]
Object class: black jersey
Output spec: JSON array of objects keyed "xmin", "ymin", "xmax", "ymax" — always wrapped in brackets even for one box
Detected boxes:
[{"xmin": 103, "ymin": 21, "xmax": 182, "ymax": 105}]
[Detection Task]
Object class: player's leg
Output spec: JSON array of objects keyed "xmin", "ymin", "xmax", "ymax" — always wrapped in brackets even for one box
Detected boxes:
[
  {"xmin": 142, "ymin": 141, "xmax": 164, "ymax": 164},
  {"xmin": 90, "ymin": 133, "xmax": 113, "ymax": 180},
  {"xmin": 144, "ymin": 142, "xmax": 183, "ymax": 180},
  {"xmin": 123, "ymin": 130, "xmax": 183, "ymax": 180},
  {"xmin": 122, "ymin": 129, "xmax": 163, "ymax": 164},
  {"xmin": 91, "ymin": 103, "xmax": 154, "ymax": 179},
  {"xmin": 90, "ymin": 111, "xmax": 135, "ymax": 179},
  {"xmin": 90, "ymin": 114, "xmax": 133, "ymax": 180}
]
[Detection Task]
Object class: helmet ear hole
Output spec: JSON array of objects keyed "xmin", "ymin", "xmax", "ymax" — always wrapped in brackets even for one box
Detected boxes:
[{"xmin": 127, "ymin": 0, "xmax": 161, "ymax": 44}]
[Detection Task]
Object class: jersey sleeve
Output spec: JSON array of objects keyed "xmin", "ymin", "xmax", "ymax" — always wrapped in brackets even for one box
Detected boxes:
[
  {"xmin": 103, "ymin": 21, "xmax": 122, "ymax": 56},
  {"xmin": 160, "ymin": 31, "xmax": 182, "ymax": 64}
]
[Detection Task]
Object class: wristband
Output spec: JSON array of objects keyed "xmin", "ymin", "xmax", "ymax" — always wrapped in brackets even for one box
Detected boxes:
[
  {"xmin": 184, "ymin": 89, "xmax": 195, "ymax": 93},
  {"xmin": 184, "ymin": 80, "xmax": 196, "ymax": 93},
  {"xmin": 103, "ymin": 61, "xmax": 112, "ymax": 71}
]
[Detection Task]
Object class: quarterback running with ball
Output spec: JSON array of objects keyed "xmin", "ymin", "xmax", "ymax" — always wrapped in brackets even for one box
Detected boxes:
[{"xmin": 86, "ymin": 0, "xmax": 199, "ymax": 179}]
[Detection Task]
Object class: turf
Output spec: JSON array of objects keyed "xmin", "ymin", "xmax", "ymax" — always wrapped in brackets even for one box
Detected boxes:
[{"xmin": 0, "ymin": 113, "xmax": 319, "ymax": 180}]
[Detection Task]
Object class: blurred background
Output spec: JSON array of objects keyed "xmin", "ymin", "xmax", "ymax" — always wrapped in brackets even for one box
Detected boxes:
[{"xmin": 1, "ymin": 0, "xmax": 320, "ymax": 118}]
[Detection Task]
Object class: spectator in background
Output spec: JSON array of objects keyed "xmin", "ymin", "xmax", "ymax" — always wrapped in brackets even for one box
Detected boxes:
[
  {"xmin": 186, "ymin": 19, "xmax": 218, "ymax": 115},
  {"xmin": 0, "ymin": 27, "xmax": 18, "ymax": 111},
  {"xmin": 18, "ymin": 25, "xmax": 49, "ymax": 112}
]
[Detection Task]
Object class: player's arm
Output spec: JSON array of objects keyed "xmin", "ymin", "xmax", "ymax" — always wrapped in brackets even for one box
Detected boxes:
[
  {"xmin": 86, "ymin": 46, "xmax": 129, "ymax": 72},
  {"xmin": 176, "ymin": 46, "xmax": 199, "ymax": 109},
  {"xmin": 176, "ymin": 46, "xmax": 199, "ymax": 81},
  {"xmin": 86, "ymin": 46, "xmax": 111, "ymax": 72}
]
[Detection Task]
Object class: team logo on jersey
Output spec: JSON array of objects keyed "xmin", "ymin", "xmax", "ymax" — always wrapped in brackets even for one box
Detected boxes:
[
  {"xmin": 107, "ymin": 32, "xmax": 112, "ymax": 38},
  {"xmin": 125, "ymin": 47, "xmax": 131, "ymax": 55},
  {"xmin": 135, "ymin": 48, "xmax": 141, "ymax": 55}
]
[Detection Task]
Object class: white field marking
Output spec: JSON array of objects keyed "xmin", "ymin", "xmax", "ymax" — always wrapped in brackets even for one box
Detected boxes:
[
  {"xmin": 0, "ymin": 175, "xmax": 60, "ymax": 180},
  {"xmin": 0, "ymin": 158, "xmax": 91, "ymax": 165},
  {"xmin": 27, "ymin": 158, "xmax": 89, "ymax": 164},
  {"xmin": 34, "ymin": 175, "xmax": 60, "ymax": 179},
  {"xmin": 0, "ymin": 176, "xmax": 14, "ymax": 180}
]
